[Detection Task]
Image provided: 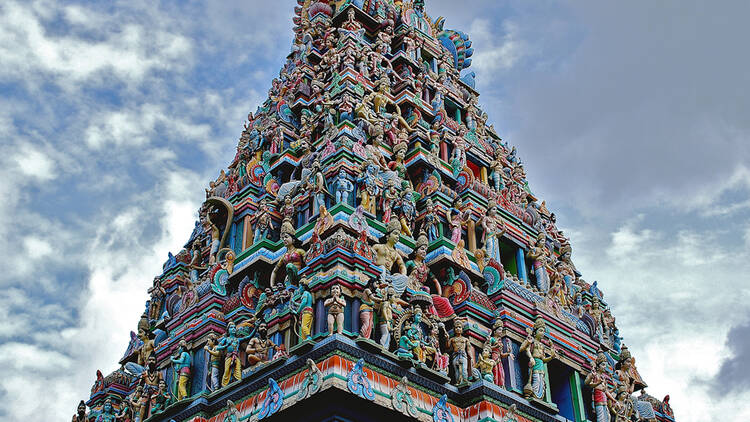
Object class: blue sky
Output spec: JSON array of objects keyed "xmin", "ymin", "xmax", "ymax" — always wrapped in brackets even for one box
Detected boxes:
[{"xmin": 1, "ymin": 1, "xmax": 749, "ymax": 420}]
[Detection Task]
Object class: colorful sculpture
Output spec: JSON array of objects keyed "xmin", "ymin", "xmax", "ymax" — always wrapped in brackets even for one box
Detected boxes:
[
  {"xmin": 80, "ymin": 3, "xmax": 674, "ymax": 421},
  {"xmin": 520, "ymin": 319, "xmax": 557, "ymax": 401},
  {"xmin": 325, "ymin": 284, "xmax": 347, "ymax": 335}
]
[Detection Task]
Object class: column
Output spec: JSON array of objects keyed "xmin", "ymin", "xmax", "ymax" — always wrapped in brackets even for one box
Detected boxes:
[
  {"xmin": 516, "ymin": 248, "xmax": 528, "ymax": 284},
  {"xmin": 570, "ymin": 371, "xmax": 587, "ymax": 422},
  {"xmin": 480, "ymin": 167, "xmax": 488, "ymax": 184}
]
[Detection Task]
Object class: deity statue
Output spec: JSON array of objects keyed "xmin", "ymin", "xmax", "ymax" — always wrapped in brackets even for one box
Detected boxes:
[
  {"xmin": 334, "ymin": 167, "xmax": 354, "ymax": 204},
  {"xmin": 489, "ymin": 147, "xmax": 509, "ymax": 192},
  {"xmin": 96, "ymin": 398, "xmax": 117, "ymax": 422},
  {"xmin": 396, "ymin": 324, "xmax": 421, "ymax": 360},
  {"xmin": 291, "ymin": 279, "xmax": 314, "ymax": 341},
  {"xmin": 520, "ymin": 318, "xmax": 557, "ymax": 401},
  {"xmin": 585, "ymin": 355, "xmax": 614, "ymax": 422},
  {"xmin": 609, "ymin": 385, "xmax": 635, "ymax": 422},
  {"xmin": 359, "ymin": 278, "xmax": 384, "ymax": 339},
  {"xmin": 447, "ymin": 322, "xmax": 472, "ymax": 385},
  {"xmin": 216, "ymin": 322, "xmax": 253, "ymax": 386},
  {"xmin": 325, "ymin": 284, "xmax": 347, "ymax": 335},
  {"xmin": 356, "ymin": 161, "xmax": 381, "ymax": 215},
  {"xmin": 484, "ymin": 320, "xmax": 511, "ymax": 388},
  {"xmin": 481, "ymin": 202, "xmax": 506, "ymax": 264},
  {"xmin": 382, "ymin": 179, "xmax": 399, "ymax": 223},
  {"xmin": 204, "ymin": 334, "xmax": 222, "ymax": 391},
  {"xmin": 313, "ymin": 204, "xmax": 333, "ymax": 240},
  {"xmin": 422, "ymin": 199, "xmax": 440, "ymax": 242},
  {"xmin": 253, "ymin": 198, "xmax": 273, "ymax": 243},
  {"xmin": 279, "ymin": 195, "xmax": 296, "ymax": 236},
  {"xmin": 206, "ymin": 207, "xmax": 222, "ymax": 265},
  {"xmin": 138, "ymin": 354, "xmax": 163, "ymax": 410},
  {"xmin": 405, "ymin": 234, "xmax": 440, "ymax": 294},
  {"xmin": 270, "ymin": 232, "xmax": 306, "ymax": 289},
  {"xmin": 148, "ymin": 278, "xmax": 166, "ymax": 322},
  {"xmin": 170, "ymin": 340, "xmax": 192, "ymax": 400},
  {"xmin": 446, "ymin": 196, "xmax": 469, "ymax": 244},
  {"xmin": 615, "ymin": 346, "xmax": 638, "ymax": 394},
  {"xmin": 425, "ymin": 323, "xmax": 449, "ymax": 373},
  {"xmin": 372, "ymin": 220, "xmax": 407, "ymax": 276},
  {"xmin": 475, "ymin": 346, "xmax": 497, "ymax": 382},
  {"xmin": 246, "ymin": 322, "xmax": 275, "ymax": 370},
  {"xmin": 398, "ymin": 188, "xmax": 417, "ymax": 237},
  {"xmin": 149, "ymin": 379, "xmax": 171, "ymax": 415},
  {"xmin": 71, "ymin": 400, "xmax": 87, "ymax": 422},
  {"xmin": 527, "ymin": 233, "xmax": 551, "ymax": 292},
  {"xmin": 307, "ymin": 158, "xmax": 329, "ymax": 216},
  {"xmin": 377, "ymin": 286, "xmax": 406, "ymax": 348}
]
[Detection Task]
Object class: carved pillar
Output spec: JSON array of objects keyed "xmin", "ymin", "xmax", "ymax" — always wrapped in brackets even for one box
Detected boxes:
[
  {"xmin": 516, "ymin": 248, "xmax": 528, "ymax": 284},
  {"xmin": 505, "ymin": 338, "xmax": 522, "ymax": 394},
  {"xmin": 243, "ymin": 215, "xmax": 253, "ymax": 249},
  {"xmin": 350, "ymin": 298, "xmax": 361, "ymax": 335},
  {"xmin": 467, "ymin": 219, "xmax": 476, "ymax": 252},
  {"xmin": 480, "ymin": 167, "xmax": 488, "ymax": 184}
]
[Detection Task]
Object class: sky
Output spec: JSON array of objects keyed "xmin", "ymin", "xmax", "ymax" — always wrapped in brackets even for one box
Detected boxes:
[{"xmin": 0, "ymin": 0, "xmax": 748, "ymax": 420}]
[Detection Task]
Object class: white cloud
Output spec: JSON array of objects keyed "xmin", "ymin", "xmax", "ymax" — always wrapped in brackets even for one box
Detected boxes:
[
  {"xmin": 0, "ymin": 0, "xmax": 192, "ymax": 90},
  {"xmin": 469, "ymin": 19, "xmax": 525, "ymax": 75},
  {"xmin": 84, "ymin": 103, "xmax": 212, "ymax": 150},
  {"xmin": 13, "ymin": 144, "xmax": 57, "ymax": 181},
  {"xmin": 570, "ymin": 216, "xmax": 750, "ymax": 420}
]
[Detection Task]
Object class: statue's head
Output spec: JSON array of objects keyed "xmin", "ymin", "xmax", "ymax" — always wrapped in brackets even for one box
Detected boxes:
[
  {"xmin": 178, "ymin": 339, "xmax": 188, "ymax": 352},
  {"xmin": 331, "ymin": 284, "xmax": 341, "ymax": 297},
  {"xmin": 147, "ymin": 355, "xmax": 157, "ymax": 372},
  {"xmin": 77, "ymin": 400, "xmax": 86, "ymax": 415},
  {"xmin": 103, "ymin": 398, "xmax": 113, "ymax": 413},
  {"xmin": 227, "ymin": 321, "xmax": 237, "ymax": 336},
  {"xmin": 455, "ymin": 324, "xmax": 463, "ymax": 335},
  {"xmin": 258, "ymin": 322, "xmax": 268, "ymax": 337}
]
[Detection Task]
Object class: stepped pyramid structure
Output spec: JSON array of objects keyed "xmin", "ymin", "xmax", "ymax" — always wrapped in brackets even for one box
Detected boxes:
[{"xmin": 73, "ymin": 2, "xmax": 677, "ymax": 422}]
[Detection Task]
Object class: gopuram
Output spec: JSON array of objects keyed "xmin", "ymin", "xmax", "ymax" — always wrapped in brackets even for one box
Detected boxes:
[{"xmin": 74, "ymin": 2, "xmax": 677, "ymax": 422}]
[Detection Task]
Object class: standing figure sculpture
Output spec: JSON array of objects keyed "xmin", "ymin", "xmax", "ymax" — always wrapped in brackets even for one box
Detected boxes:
[
  {"xmin": 447, "ymin": 322, "xmax": 472, "ymax": 385},
  {"xmin": 359, "ymin": 279, "xmax": 383, "ymax": 339},
  {"xmin": 356, "ymin": 161, "xmax": 381, "ymax": 215},
  {"xmin": 96, "ymin": 398, "xmax": 117, "ymax": 422},
  {"xmin": 270, "ymin": 232, "xmax": 306, "ymax": 289},
  {"xmin": 446, "ymin": 196, "xmax": 469, "ymax": 244},
  {"xmin": 170, "ymin": 340, "xmax": 192, "ymax": 400},
  {"xmin": 527, "ymin": 233, "xmax": 551, "ymax": 293},
  {"xmin": 520, "ymin": 319, "xmax": 557, "ymax": 401},
  {"xmin": 204, "ymin": 334, "xmax": 222, "ymax": 391},
  {"xmin": 585, "ymin": 355, "xmax": 614, "ymax": 422},
  {"xmin": 482, "ymin": 202, "xmax": 506, "ymax": 264},
  {"xmin": 253, "ymin": 198, "xmax": 273, "ymax": 243},
  {"xmin": 216, "ymin": 322, "xmax": 253, "ymax": 386},
  {"xmin": 72, "ymin": 400, "xmax": 87, "ymax": 422},
  {"xmin": 485, "ymin": 320, "xmax": 511, "ymax": 388},
  {"xmin": 325, "ymin": 284, "xmax": 347, "ymax": 335},
  {"xmin": 422, "ymin": 199, "xmax": 440, "ymax": 242},
  {"xmin": 292, "ymin": 280, "xmax": 314, "ymax": 341},
  {"xmin": 334, "ymin": 167, "xmax": 354, "ymax": 204}
]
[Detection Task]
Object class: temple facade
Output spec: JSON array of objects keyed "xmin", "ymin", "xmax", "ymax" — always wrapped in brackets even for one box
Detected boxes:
[{"xmin": 73, "ymin": 2, "xmax": 677, "ymax": 422}]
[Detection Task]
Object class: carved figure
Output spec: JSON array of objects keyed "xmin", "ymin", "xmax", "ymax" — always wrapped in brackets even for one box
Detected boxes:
[
  {"xmin": 325, "ymin": 284, "xmax": 346, "ymax": 335},
  {"xmin": 448, "ymin": 322, "xmax": 472, "ymax": 384},
  {"xmin": 520, "ymin": 319, "xmax": 557, "ymax": 401},
  {"xmin": 170, "ymin": 340, "xmax": 192, "ymax": 400}
]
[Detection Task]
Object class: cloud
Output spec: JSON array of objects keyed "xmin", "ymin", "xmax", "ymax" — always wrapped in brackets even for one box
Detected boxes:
[
  {"xmin": 0, "ymin": 0, "xmax": 192, "ymax": 90},
  {"xmin": 469, "ymin": 19, "xmax": 525, "ymax": 74},
  {"xmin": 709, "ymin": 317, "xmax": 750, "ymax": 397}
]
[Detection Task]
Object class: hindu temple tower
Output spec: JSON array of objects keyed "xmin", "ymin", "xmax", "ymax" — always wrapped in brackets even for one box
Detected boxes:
[{"xmin": 73, "ymin": 2, "xmax": 677, "ymax": 422}]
